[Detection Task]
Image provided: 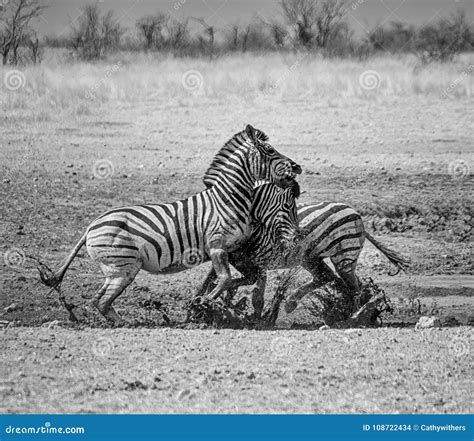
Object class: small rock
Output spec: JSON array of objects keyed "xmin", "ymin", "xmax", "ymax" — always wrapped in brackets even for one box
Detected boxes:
[
  {"xmin": 0, "ymin": 320, "xmax": 10, "ymax": 328},
  {"xmin": 415, "ymin": 316, "xmax": 441, "ymax": 329},
  {"xmin": 319, "ymin": 325, "xmax": 330, "ymax": 331},
  {"xmin": 4, "ymin": 303, "xmax": 19, "ymax": 313}
]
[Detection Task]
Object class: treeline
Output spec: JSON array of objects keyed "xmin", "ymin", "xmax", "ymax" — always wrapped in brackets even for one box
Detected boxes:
[{"xmin": 1, "ymin": 0, "xmax": 473, "ymax": 65}]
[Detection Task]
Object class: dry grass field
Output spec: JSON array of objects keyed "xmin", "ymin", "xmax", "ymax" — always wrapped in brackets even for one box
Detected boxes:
[{"xmin": 1, "ymin": 51, "xmax": 473, "ymax": 413}]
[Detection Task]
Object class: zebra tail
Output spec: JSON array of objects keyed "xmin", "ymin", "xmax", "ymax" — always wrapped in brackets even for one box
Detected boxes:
[
  {"xmin": 39, "ymin": 232, "xmax": 87, "ymax": 288},
  {"xmin": 364, "ymin": 231, "xmax": 410, "ymax": 272}
]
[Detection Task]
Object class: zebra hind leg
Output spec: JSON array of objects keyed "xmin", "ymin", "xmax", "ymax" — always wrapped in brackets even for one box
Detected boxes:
[
  {"xmin": 92, "ymin": 262, "xmax": 142, "ymax": 325},
  {"xmin": 251, "ymin": 274, "xmax": 267, "ymax": 320},
  {"xmin": 332, "ymin": 260, "xmax": 364, "ymax": 316},
  {"xmin": 284, "ymin": 259, "xmax": 336, "ymax": 314}
]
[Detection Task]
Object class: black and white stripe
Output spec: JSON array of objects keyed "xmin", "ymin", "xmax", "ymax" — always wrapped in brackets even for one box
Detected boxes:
[
  {"xmin": 40, "ymin": 125, "xmax": 301, "ymax": 323},
  {"xmin": 200, "ymin": 196, "xmax": 409, "ymax": 317}
]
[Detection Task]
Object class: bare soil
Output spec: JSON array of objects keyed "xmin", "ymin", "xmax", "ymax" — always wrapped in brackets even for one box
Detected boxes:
[{"xmin": 1, "ymin": 95, "xmax": 472, "ymax": 413}]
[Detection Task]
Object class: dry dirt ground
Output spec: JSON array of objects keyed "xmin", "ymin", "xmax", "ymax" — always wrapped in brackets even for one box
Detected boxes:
[{"xmin": 1, "ymin": 93, "xmax": 472, "ymax": 413}]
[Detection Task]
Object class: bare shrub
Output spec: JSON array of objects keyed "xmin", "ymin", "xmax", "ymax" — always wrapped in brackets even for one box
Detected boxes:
[
  {"xmin": 190, "ymin": 17, "xmax": 214, "ymax": 58},
  {"xmin": 70, "ymin": 4, "xmax": 123, "ymax": 60},
  {"xmin": 165, "ymin": 18, "xmax": 189, "ymax": 54},
  {"xmin": 369, "ymin": 21, "xmax": 416, "ymax": 54},
  {"xmin": 136, "ymin": 14, "xmax": 168, "ymax": 50},
  {"xmin": 268, "ymin": 22, "xmax": 289, "ymax": 48},
  {"xmin": 280, "ymin": 0, "xmax": 348, "ymax": 49},
  {"xmin": 25, "ymin": 31, "xmax": 41, "ymax": 64},
  {"xmin": 415, "ymin": 10, "xmax": 472, "ymax": 63}
]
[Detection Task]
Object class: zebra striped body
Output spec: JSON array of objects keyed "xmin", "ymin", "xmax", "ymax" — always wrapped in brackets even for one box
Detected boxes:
[
  {"xmin": 230, "ymin": 201, "xmax": 365, "ymax": 274},
  {"xmin": 288, "ymin": 202, "xmax": 365, "ymax": 272},
  {"xmin": 87, "ymin": 181, "xmax": 300, "ymax": 275},
  {"xmin": 41, "ymin": 125, "xmax": 302, "ymax": 323},
  {"xmin": 87, "ymin": 190, "xmax": 247, "ymax": 276},
  {"xmin": 200, "ymin": 195, "xmax": 408, "ymax": 318}
]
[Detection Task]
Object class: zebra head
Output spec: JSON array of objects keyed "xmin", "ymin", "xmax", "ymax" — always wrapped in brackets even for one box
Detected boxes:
[
  {"xmin": 250, "ymin": 180, "xmax": 300, "ymax": 258},
  {"xmin": 203, "ymin": 125, "xmax": 301, "ymax": 191},
  {"xmin": 244, "ymin": 124, "xmax": 302, "ymax": 189}
]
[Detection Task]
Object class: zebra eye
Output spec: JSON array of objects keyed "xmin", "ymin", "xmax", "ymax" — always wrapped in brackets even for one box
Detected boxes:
[{"xmin": 265, "ymin": 145, "xmax": 275, "ymax": 154}]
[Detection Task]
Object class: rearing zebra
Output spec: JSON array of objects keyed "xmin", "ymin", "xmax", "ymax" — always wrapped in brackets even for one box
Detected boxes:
[
  {"xmin": 199, "ymin": 196, "xmax": 409, "ymax": 318},
  {"xmin": 40, "ymin": 125, "xmax": 301, "ymax": 323}
]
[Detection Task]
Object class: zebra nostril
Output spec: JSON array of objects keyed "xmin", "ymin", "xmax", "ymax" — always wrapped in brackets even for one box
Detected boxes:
[{"xmin": 291, "ymin": 163, "xmax": 302, "ymax": 174}]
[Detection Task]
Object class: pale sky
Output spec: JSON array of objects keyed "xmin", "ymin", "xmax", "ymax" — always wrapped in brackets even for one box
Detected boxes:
[{"xmin": 33, "ymin": 0, "xmax": 474, "ymax": 38}]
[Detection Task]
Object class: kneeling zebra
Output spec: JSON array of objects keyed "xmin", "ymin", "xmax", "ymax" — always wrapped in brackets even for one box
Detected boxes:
[{"xmin": 199, "ymin": 198, "xmax": 409, "ymax": 318}]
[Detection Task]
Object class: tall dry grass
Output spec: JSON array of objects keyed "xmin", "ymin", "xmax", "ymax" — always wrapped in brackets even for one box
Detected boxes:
[{"xmin": 1, "ymin": 49, "xmax": 472, "ymax": 121}]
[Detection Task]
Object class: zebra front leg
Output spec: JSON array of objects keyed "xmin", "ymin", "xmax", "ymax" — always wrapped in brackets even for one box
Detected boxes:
[
  {"xmin": 206, "ymin": 246, "xmax": 232, "ymax": 301},
  {"xmin": 195, "ymin": 267, "xmax": 218, "ymax": 297},
  {"xmin": 198, "ymin": 266, "xmax": 252, "ymax": 303},
  {"xmin": 284, "ymin": 260, "xmax": 336, "ymax": 313}
]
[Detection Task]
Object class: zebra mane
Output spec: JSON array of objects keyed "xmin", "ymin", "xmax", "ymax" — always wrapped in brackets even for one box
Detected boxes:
[{"xmin": 203, "ymin": 127, "xmax": 269, "ymax": 189}]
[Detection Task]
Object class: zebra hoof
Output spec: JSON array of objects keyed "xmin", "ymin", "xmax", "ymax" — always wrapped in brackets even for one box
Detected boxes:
[{"xmin": 285, "ymin": 300, "xmax": 298, "ymax": 314}]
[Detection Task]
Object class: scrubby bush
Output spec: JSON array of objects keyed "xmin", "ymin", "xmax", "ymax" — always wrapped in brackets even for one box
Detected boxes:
[
  {"xmin": 69, "ymin": 4, "xmax": 123, "ymax": 60},
  {"xmin": 414, "ymin": 10, "xmax": 473, "ymax": 63}
]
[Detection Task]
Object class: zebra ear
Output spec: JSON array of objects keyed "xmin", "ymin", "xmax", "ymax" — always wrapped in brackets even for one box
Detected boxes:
[{"xmin": 245, "ymin": 124, "xmax": 258, "ymax": 144}]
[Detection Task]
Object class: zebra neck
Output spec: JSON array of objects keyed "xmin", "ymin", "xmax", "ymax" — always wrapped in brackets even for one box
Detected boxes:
[{"xmin": 210, "ymin": 180, "xmax": 253, "ymax": 221}]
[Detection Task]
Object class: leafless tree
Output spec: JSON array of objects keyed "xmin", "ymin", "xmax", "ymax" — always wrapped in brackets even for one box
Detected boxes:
[
  {"xmin": 0, "ymin": 0, "xmax": 45, "ymax": 65},
  {"xmin": 228, "ymin": 25, "xmax": 239, "ymax": 50},
  {"xmin": 415, "ymin": 10, "xmax": 473, "ymax": 63},
  {"xmin": 70, "ymin": 4, "xmax": 122, "ymax": 60},
  {"xmin": 136, "ymin": 14, "xmax": 168, "ymax": 50},
  {"xmin": 268, "ymin": 22, "xmax": 288, "ymax": 47},
  {"xmin": 280, "ymin": 0, "xmax": 347, "ymax": 48},
  {"xmin": 314, "ymin": 0, "xmax": 347, "ymax": 48},
  {"xmin": 166, "ymin": 18, "xmax": 189, "ymax": 52},
  {"xmin": 190, "ymin": 17, "xmax": 214, "ymax": 58},
  {"xmin": 25, "ymin": 31, "xmax": 40, "ymax": 63}
]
